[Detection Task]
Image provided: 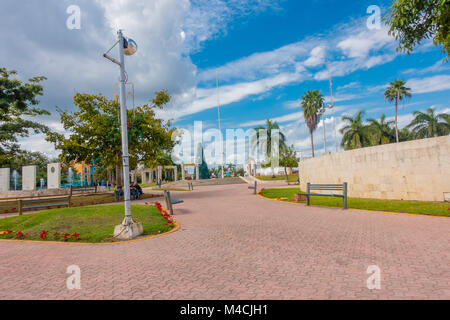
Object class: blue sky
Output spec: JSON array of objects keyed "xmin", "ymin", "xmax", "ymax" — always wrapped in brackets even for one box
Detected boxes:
[{"xmin": 1, "ymin": 0, "xmax": 449, "ymax": 161}]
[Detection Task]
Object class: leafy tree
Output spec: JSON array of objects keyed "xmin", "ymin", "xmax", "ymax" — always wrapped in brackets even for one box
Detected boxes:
[
  {"xmin": 384, "ymin": 0, "xmax": 450, "ymax": 60},
  {"xmin": 340, "ymin": 111, "xmax": 372, "ymax": 150},
  {"xmin": 367, "ymin": 113, "xmax": 395, "ymax": 145},
  {"xmin": 301, "ymin": 90, "xmax": 325, "ymax": 157},
  {"xmin": 47, "ymin": 91, "xmax": 177, "ymax": 186},
  {"xmin": 406, "ymin": 107, "xmax": 450, "ymax": 138},
  {"xmin": 253, "ymin": 119, "xmax": 287, "ymax": 175},
  {"xmin": 384, "ymin": 79, "xmax": 412, "ymax": 143},
  {"xmin": 399, "ymin": 127, "xmax": 414, "ymax": 142},
  {"xmin": 279, "ymin": 145, "xmax": 300, "ymax": 182},
  {"xmin": 0, "ymin": 68, "xmax": 50, "ymax": 166}
]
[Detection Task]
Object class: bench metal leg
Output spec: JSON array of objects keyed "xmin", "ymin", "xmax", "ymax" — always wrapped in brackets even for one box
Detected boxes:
[
  {"xmin": 343, "ymin": 182, "xmax": 348, "ymax": 209},
  {"xmin": 306, "ymin": 183, "xmax": 310, "ymax": 206}
]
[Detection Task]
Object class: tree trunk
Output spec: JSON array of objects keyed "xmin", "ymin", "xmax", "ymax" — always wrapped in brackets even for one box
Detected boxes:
[
  {"xmin": 284, "ymin": 166, "xmax": 289, "ymax": 183},
  {"xmin": 395, "ymin": 93, "xmax": 399, "ymax": 143},
  {"xmin": 310, "ymin": 131, "xmax": 315, "ymax": 157}
]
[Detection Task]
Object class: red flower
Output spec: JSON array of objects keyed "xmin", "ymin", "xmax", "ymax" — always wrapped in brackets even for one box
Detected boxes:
[
  {"xmin": 15, "ymin": 231, "xmax": 24, "ymax": 238},
  {"xmin": 40, "ymin": 230, "xmax": 49, "ymax": 240},
  {"xmin": 61, "ymin": 233, "xmax": 70, "ymax": 240},
  {"xmin": 72, "ymin": 233, "xmax": 80, "ymax": 238},
  {"xmin": 6, "ymin": 230, "xmax": 13, "ymax": 234},
  {"xmin": 53, "ymin": 232, "xmax": 60, "ymax": 236}
]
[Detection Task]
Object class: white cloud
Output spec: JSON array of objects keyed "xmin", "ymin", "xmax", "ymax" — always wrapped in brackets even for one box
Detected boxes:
[
  {"xmin": 407, "ymin": 75, "xmax": 450, "ymax": 94},
  {"xmin": 163, "ymin": 71, "xmax": 305, "ymax": 119},
  {"xmin": 402, "ymin": 58, "xmax": 450, "ymax": 76},
  {"xmin": 337, "ymin": 26, "xmax": 393, "ymax": 59},
  {"xmin": 304, "ymin": 46, "xmax": 326, "ymax": 67},
  {"xmin": 239, "ymin": 111, "xmax": 304, "ymax": 127}
]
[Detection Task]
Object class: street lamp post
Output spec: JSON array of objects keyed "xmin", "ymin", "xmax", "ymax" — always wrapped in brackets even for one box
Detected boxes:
[
  {"xmin": 104, "ymin": 30, "xmax": 143, "ymax": 239},
  {"xmin": 117, "ymin": 30, "xmax": 132, "ymax": 226},
  {"xmin": 216, "ymin": 70, "xmax": 224, "ymax": 179}
]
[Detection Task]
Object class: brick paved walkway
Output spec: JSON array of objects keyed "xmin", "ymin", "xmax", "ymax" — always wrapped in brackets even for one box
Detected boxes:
[{"xmin": 0, "ymin": 184, "xmax": 449, "ymax": 299}]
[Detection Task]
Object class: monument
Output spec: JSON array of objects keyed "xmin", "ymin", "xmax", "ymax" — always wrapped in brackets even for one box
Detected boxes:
[
  {"xmin": 0, "ymin": 168, "xmax": 10, "ymax": 192},
  {"xmin": 22, "ymin": 165, "xmax": 37, "ymax": 191},
  {"xmin": 47, "ymin": 163, "xmax": 61, "ymax": 189}
]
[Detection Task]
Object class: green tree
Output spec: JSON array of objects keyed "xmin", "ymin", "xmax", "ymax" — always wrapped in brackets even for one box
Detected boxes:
[
  {"xmin": 47, "ymin": 91, "xmax": 177, "ymax": 186},
  {"xmin": 367, "ymin": 113, "xmax": 395, "ymax": 145},
  {"xmin": 279, "ymin": 144, "xmax": 300, "ymax": 182},
  {"xmin": 253, "ymin": 119, "xmax": 287, "ymax": 172},
  {"xmin": 406, "ymin": 107, "xmax": 450, "ymax": 138},
  {"xmin": 0, "ymin": 68, "xmax": 50, "ymax": 166},
  {"xmin": 399, "ymin": 127, "xmax": 414, "ymax": 142},
  {"xmin": 340, "ymin": 111, "xmax": 371, "ymax": 150},
  {"xmin": 384, "ymin": 79, "xmax": 412, "ymax": 143},
  {"xmin": 384, "ymin": 0, "xmax": 450, "ymax": 60},
  {"xmin": 301, "ymin": 90, "xmax": 325, "ymax": 157}
]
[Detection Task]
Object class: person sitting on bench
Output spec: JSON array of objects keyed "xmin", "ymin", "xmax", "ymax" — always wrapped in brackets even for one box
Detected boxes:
[
  {"xmin": 130, "ymin": 183, "xmax": 139, "ymax": 200},
  {"xmin": 133, "ymin": 182, "xmax": 143, "ymax": 199}
]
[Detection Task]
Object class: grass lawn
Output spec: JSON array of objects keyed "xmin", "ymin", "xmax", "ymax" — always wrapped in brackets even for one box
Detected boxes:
[
  {"xmin": 141, "ymin": 182, "xmax": 169, "ymax": 188},
  {"xmin": 0, "ymin": 204, "xmax": 174, "ymax": 243},
  {"xmin": 260, "ymin": 188, "xmax": 450, "ymax": 217},
  {"xmin": 255, "ymin": 174, "xmax": 299, "ymax": 182}
]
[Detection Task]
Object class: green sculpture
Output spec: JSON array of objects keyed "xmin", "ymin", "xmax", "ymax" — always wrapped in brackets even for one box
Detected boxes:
[{"xmin": 196, "ymin": 143, "xmax": 210, "ymax": 180}]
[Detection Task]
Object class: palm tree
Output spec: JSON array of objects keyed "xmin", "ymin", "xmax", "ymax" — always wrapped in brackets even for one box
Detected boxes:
[
  {"xmin": 367, "ymin": 113, "xmax": 395, "ymax": 145},
  {"xmin": 340, "ymin": 110, "xmax": 371, "ymax": 150},
  {"xmin": 406, "ymin": 107, "xmax": 450, "ymax": 139},
  {"xmin": 253, "ymin": 119, "xmax": 287, "ymax": 172},
  {"xmin": 384, "ymin": 79, "xmax": 411, "ymax": 143},
  {"xmin": 301, "ymin": 90, "xmax": 324, "ymax": 157}
]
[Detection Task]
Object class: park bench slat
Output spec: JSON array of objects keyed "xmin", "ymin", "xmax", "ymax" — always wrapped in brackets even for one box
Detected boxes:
[
  {"xmin": 23, "ymin": 203, "xmax": 69, "ymax": 210},
  {"xmin": 299, "ymin": 182, "xmax": 348, "ymax": 209}
]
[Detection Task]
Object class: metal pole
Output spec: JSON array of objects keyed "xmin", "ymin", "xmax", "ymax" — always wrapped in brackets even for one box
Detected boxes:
[
  {"xmin": 323, "ymin": 116, "xmax": 327, "ymax": 154},
  {"xmin": 216, "ymin": 69, "xmax": 224, "ymax": 179},
  {"xmin": 334, "ymin": 116, "xmax": 338, "ymax": 153},
  {"xmin": 327, "ymin": 59, "xmax": 338, "ymax": 153},
  {"xmin": 118, "ymin": 30, "xmax": 132, "ymax": 225}
]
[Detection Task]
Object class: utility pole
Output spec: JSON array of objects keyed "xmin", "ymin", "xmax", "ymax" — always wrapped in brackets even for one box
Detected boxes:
[{"xmin": 216, "ymin": 69, "xmax": 224, "ymax": 179}]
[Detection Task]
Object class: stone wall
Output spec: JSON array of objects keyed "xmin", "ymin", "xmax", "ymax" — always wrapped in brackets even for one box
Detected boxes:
[
  {"xmin": 0, "ymin": 168, "xmax": 9, "ymax": 192},
  {"xmin": 299, "ymin": 136, "xmax": 450, "ymax": 202}
]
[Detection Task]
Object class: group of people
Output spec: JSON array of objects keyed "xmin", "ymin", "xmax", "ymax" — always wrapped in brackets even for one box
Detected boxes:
[
  {"xmin": 115, "ymin": 182, "xmax": 143, "ymax": 200},
  {"xmin": 130, "ymin": 182, "xmax": 143, "ymax": 200}
]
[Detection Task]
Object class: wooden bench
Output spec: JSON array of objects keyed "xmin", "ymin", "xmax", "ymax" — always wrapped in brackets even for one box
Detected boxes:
[
  {"xmin": 164, "ymin": 190, "xmax": 184, "ymax": 215},
  {"xmin": 297, "ymin": 182, "xmax": 348, "ymax": 209},
  {"xmin": 248, "ymin": 181, "xmax": 257, "ymax": 195},
  {"xmin": 18, "ymin": 196, "xmax": 71, "ymax": 215}
]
